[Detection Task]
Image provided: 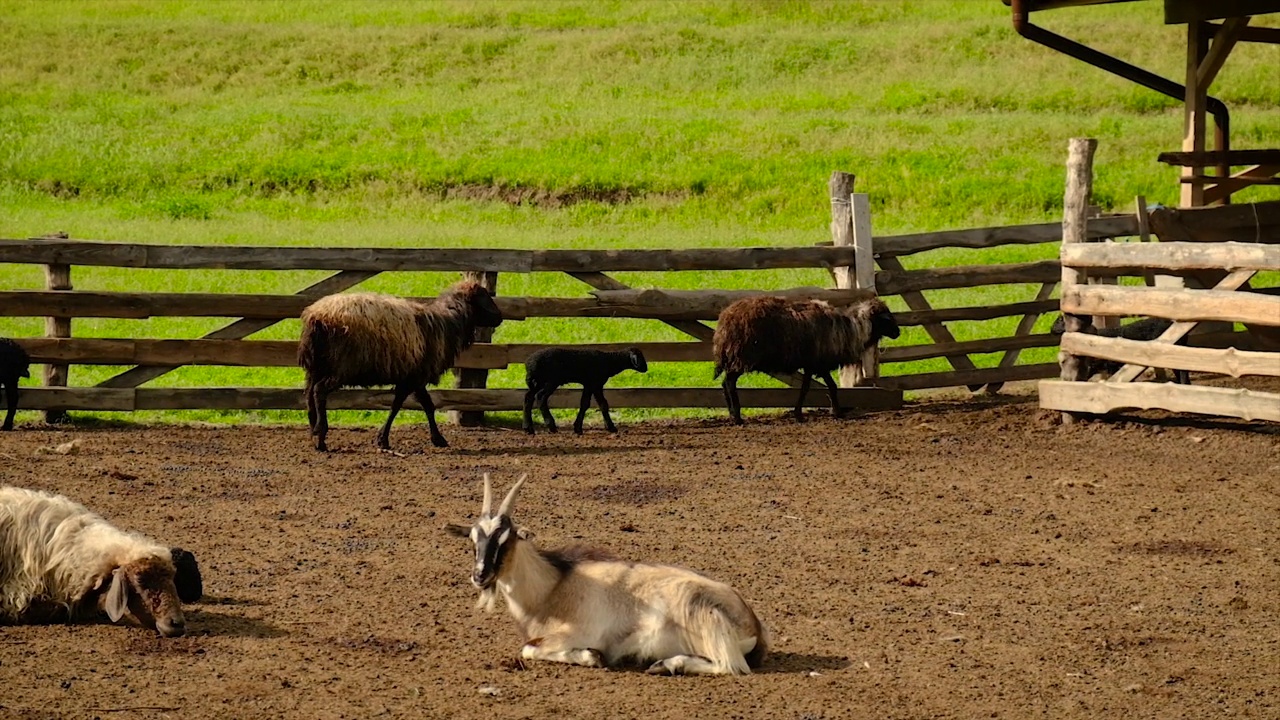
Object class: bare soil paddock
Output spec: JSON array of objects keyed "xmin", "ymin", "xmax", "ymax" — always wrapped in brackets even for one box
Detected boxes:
[{"xmin": 1, "ymin": 396, "xmax": 1277, "ymax": 720}]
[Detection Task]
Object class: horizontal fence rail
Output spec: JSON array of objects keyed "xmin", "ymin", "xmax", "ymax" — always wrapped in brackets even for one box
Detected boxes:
[{"xmin": 0, "ymin": 241, "xmax": 867, "ymax": 273}]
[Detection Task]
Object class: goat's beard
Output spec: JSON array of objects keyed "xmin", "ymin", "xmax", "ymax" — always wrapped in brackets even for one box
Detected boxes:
[{"xmin": 476, "ymin": 586, "xmax": 499, "ymax": 613}]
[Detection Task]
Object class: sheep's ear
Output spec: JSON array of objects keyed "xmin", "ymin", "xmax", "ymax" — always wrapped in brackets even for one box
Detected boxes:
[
  {"xmin": 104, "ymin": 568, "xmax": 130, "ymax": 623},
  {"xmin": 443, "ymin": 522, "xmax": 472, "ymax": 538}
]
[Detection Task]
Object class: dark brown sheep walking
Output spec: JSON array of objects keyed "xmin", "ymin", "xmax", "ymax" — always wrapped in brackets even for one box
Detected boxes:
[
  {"xmin": 713, "ymin": 296, "xmax": 899, "ymax": 424},
  {"xmin": 297, "ymin": 281, "xmax": 503, "ymax": 451},
  {"xmin": 0, "ymin": 338, "xmax": 31, "ymax": 431}
]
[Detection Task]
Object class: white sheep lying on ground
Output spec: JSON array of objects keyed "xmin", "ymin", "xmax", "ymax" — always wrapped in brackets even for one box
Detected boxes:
[{"xmin": 0, "ymin": 485, "xmax": 186, "ymax": 636}]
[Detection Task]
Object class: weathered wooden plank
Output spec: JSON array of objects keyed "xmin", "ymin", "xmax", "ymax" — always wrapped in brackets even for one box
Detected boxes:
[
  {"xmin": 1062, "ymin": 241, "xmax": 1280, "ymax": 272},
  {"xmin": 879, "ymin": 362, "xmax": 1059, "ymax": 391},
  {"xmin": 1061, "ymin": 332, "xmax": 1280, "ymax": 378},
  {"xmin": 42, "ymin": 260, "xmax": 71, "ymax": 423},
  {"xmin": 589, "ymin": 287, "xmax": 877, "ymax": 313},
  {"xmin": 16, "ymin": 338, "xmax": 717, "ymax": 369},
  {"xmin": 533, "ymin": 247, "xmax": 861, "ymax": 272},
  {"xmin": 875, "ymin": 260, "xmax": 1061, "ymax": 295},
  {"xmin": 1157, "ymin": 150, "xmax": 1280, "ymax": 167},
  {"xmin": 0, "ymin": 240, "xmax": 865, "ymax": 273},
  {"xmin": 13, "ymin": 386, "xmax": 902, "ymax": 413},
  {"xmin": 1149, "ymin": 200, "xmax": 1280, "ymax": 243},
  {"xmin": 871, "ymin": 215, "xmax": 1137, "ymax": 257},
  {"xmin": 880, "ymin": 333, "xmax": 1059, "ymax": 364},
  {"xmin": 1038, "ymin": 380, "xmax": 1280, "ymax": 423},
  {"xmin": 894, "ymin": 299, "xmax": 1061, "ymax": 326},
  {"xmin": 1063, "ymin": 285, "xmax": 1280, "ymax": 327}
]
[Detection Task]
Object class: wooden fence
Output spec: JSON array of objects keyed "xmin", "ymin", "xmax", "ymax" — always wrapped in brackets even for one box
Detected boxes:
[
  {"xmin": 1040, "ymin": 139, "xmax": 1280, "ymax": 424},
  {"xmin": 0, "ymin": 169, "xmax": 1163, "ymax": 421}
]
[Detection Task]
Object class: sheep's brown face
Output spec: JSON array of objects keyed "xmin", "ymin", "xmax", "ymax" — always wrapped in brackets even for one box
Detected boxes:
[{"xmin": 99, "ymin": 558, "xmax": 187, "ymax": 637}]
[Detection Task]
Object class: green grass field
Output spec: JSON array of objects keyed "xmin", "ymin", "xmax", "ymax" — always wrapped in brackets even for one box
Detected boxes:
[{"xmin": 1, "ymin": 1, "xmax": 1276, "ymax": 425}]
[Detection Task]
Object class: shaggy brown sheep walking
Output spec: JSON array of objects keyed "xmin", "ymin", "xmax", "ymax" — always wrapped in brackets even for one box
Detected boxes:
[
  {"xmin": 298, "ymin": 281, "xmax": 503, "ymax": 451},
  {"xmin": 713, "ymin": 295, "xmax": 898, "ymax": 424}
]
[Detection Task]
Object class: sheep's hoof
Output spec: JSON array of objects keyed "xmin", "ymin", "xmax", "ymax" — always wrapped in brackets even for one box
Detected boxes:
[
  {"xmin": 573, "ymin": 427, "xmax": 584, "ymax": 436},
  {"xmin": 794, "ymin": 414, "xmax": 806, "ymax": 423},
  {"xmin": 523, "ymin": 427, "xmax": 535, "ymax": 435},
  {"xmin": 546, "ymin": 425, "xmax": 558, "ymax": 434},
  {"xmin": 431, "ymin": 435, "xmax": 449, "ymax": 449},
  {"xmin": 314, "ymin": 441, "xmax": 328, "ymax": 452},
  {"xmin": 606, "ymin": 426, "xmax": 618, "ymax": 434}
]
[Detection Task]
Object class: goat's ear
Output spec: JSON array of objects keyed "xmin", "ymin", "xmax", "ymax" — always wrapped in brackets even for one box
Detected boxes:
[
  {"xmin": 442, "ymin": 522, "xmax": 472, "ymax": 538},
  {"xmin": 104, "ymin": 568, "xmax": 130, "ymax": 623}
]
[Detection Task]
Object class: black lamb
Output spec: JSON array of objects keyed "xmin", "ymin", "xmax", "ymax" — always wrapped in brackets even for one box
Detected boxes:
[
  {"xmin": 1051, "ymin": 314, "xmax": 1189, "ymax": 384},
  {"xmin": 0, "ymin": 338, "xmax": 31, "ymax": 431},
  {"xmin": 523, "ymin": 348, "xmax": 648, "ymax": 435}
]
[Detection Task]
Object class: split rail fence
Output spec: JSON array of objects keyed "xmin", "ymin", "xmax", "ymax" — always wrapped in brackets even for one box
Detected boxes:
[
  {"xmin": 0, "ymin": 170, "xmax": 1170, "ymax": 423},
  {"xmin": 1040, "ymin": 139, "xmax": 1280, "ymax": 423}
]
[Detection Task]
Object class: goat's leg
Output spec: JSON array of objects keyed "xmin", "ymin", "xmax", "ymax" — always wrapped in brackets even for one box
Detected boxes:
[
  {"xmin": 818, "ymin": 371, "xmax": 842, "ymax": 418},
  {"xmin": 413, "ymin": 387, "xmax": 448, "ymax": 448},
  {"xmin": 794, "ymin": 373, "xmax": 812, "ymax": 422},
  {"xmin": 520, "ymin": 638, "xmax": 605, "ymax": 668},
  {"xmin": 573, "ymin": 387, "xmax": 592, "ymax": 435},
  {"xmin": 593, "ymin": 388, "xmax": 617, "ymax": 433},
  {"xmin": 377, "ymin": 383, "xmax": 414, "ymax": 450},
  {"xmin": 522, "ymin": 387, "xmax": 538, "ymax": 434},
  {"xmin": 313, "ymin": 384, "xmax": 333, "ymax": 452},
  {"xmin": 537, "ymin": 387, "xmax": 558, "ymax": 433},
  {"xmin": 722, "ymin": 371, "xmax": 743, "ymax": 425},
  {"xmin": 646, "ymin": 655, "xmax": 731, "ymax": 676},
  {"xmin": 2, "ymin": 381, "xmax": 16, "ymax": 431}
]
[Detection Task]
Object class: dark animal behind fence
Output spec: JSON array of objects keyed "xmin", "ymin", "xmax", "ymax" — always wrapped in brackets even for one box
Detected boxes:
[
  {"xmin": 1051, "ymin": 314, "xmax": 1189, "ymax": 384},
  {"xmin": 523, "ymin": 347, "xmax": 648, "ymax": 435},
  {"xmin": 0, "ymin": 338, "xmax": 31, "ymax": 431},
  {"xmin": 298, "ymin": 281, "xmax": 504, "ymax": 452},
  {"xmin": 713, "ymin": 296, "xmax": 899, "ymax": 424}
]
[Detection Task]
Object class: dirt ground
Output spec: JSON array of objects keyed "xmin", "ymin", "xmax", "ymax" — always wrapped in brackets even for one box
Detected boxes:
[{"xmin": 0, "ymin": 394, "xmax": 1277, "ymax": 720}]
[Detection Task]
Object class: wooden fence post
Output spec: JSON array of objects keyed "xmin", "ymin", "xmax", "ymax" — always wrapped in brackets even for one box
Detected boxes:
[
  {"xmin": 850, "ymin": 193, "xmax": 878, "ymax": 386},
  {"xmin": 43, "ymin": 245, "xmax": 72, "ymax": 424},
  {"xmin": 1059, "ymin": 138, "xmax": 1097, "ymax": 425},
  {"xmin": 829, "ymin": 171, "xmax": 871, "ymax": 387},
  {"xmin": 451, "ymin": 270, "xmax": 498, "ymax": 427}
]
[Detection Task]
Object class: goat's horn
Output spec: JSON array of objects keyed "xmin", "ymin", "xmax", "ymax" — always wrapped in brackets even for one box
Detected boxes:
[
  {"xmin": 481, "ymin": 473, "xmax": 493, "ymax": 517},
  {"xmin": 497, "ymin": 474, "xmax": 527, "ymax": 517}
]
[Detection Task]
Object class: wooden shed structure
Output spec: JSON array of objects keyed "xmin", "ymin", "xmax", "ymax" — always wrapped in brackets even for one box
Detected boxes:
[{"xmin": 1005, "ymin": 0, "xmax": 1280, "ymax": 422}]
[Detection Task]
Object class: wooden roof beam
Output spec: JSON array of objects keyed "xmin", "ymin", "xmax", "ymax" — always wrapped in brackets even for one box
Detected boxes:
[{"xmin": 1198, "ymin": 17, "xmax": 1249, "ymax": 88}]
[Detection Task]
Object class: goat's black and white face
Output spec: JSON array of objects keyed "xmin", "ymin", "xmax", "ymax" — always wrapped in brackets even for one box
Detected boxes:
[{"xmin": 467, "ymin": 474, "xmax": 527, "ymax": 590}]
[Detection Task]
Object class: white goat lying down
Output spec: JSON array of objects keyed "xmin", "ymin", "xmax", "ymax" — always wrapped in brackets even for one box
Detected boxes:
[
  {"xmin": 448, "ymin": 474, "xmax": 768, "ymax": 675},
  {"xmin": 0, "ymin": 485, "xmax": 186, "ymax": 636}
]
